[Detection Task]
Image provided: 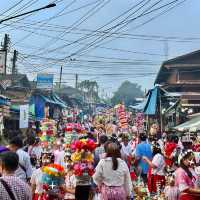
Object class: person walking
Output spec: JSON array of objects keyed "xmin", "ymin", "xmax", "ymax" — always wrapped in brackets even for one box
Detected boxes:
[
  {"xmin": 93, "ymin": 142, "xmax": 132, "ymax": 200},
  {"xmin": 0, "ymin": 151, "xmax": 32, "ymax": 200},
  {"xmin": 9, "ymin": 136, "xmax": 33, "ymax": 182},
  {"xmin": 142, "ymin": 143, "xmax": 165, "ymax": 194},
  {"xmin": 94, "ymin": 135, "xmax": 108, "ymax": 166},
  {"xmin": 135, "ymin": 134, "xmax": 152, "ymax": 185}
]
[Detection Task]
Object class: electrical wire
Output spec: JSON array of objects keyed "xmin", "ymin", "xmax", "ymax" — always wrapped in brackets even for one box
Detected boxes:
[
  {"xmin": 38, "ymin": 0, "xmax": 148, "ymax": 55},
  {"xmin": 12, "ymin": 0, "xmax": 78, "ymax": 46},
  {"xmin": 69, "ymin": 0, "xmax": 178, "ymax": 58},
  {"xmin": 0, "ymin": 0, "xmax": 25, "ymax": 17},
  {"xmin": 34, "ymin": 0, "xmax": 110, "ymax": 55},
  {"xmin": 82, "ymin": 0, "xmax": 187, "ymax": 56}
]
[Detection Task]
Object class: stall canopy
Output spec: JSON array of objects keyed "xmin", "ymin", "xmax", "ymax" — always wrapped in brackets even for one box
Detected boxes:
[
  {"xmin": 143, "ymin": 86, "xmax": 159, "ymax": 115},
  {"xmin": 32, "ymin": 93, "xmax": 67, "ymax": 120},
  {"xmin": 174, "ymin": 115, "xmax": 200, "ymax": 132},
  {"xmin": 129, "ymin": 101, "xmax": 146, "ymax": 111},
  {"xmin": 0, "ymin": 95, "xmax": 10, "ymax": 106}
]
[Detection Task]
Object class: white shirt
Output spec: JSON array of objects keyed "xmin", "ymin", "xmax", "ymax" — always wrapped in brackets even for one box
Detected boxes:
[
  {"xmin": 15, "ymin": 149, "xmax": 33, "ymax": 181},
  {"xmin": 30, "ymin": 168, "xmax": 44, "ymax": 194},
  {"xmin": 152, "ymin": 153, "xmax": 165, "ymax": 176},
  {"xmin": 121, "ymin": 143, "xmax": 132, "ymax": 157},
  {"xmin": 54, "ymin": 150, "xmax": 65, "ymax": 167},
  {"xmin": 93, "ymin": 158, "xmax": 132, "ymax": 196},
  {"xmin": 28, "ymin": 145, "xmax": 43, "ymax": 160}
]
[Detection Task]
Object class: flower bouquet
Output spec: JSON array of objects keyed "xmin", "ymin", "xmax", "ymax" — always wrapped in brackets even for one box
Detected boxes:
[
  {"xmin": 41, "ymin": 163, "xmax": 65, "ymax": 199},
  {"xmin": 70, "ymin": 138, "xmax": 96, "ymax": 177},
  {"xmin": 40, "ymin": 119, "xmax": 57, "ymax": 147}
]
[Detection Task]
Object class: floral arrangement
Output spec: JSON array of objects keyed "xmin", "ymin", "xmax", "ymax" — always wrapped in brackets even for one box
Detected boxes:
[
  {"xmin": 115, "ymin": 104, "xmax": 128, "ymax": 129},
  {"xmin": 41, "ymin": 163, "xmax": 65, "ymax": 186},
  {"xmin": 73, "ymin": 162, "xmax": 94, "ymax": 176},
  {"xmin": 70, "ymin": 138, "xmax": 96, "ymax": 177},
  {"xmin": 65, "ymin": 123, "xmax": 84, "ymax": 133},
  {"xmin": 40, "ymin": 119, "xmax": 57, "ymax": 145},
  {"xmin": 71, "ymin": 138, "xmax": 96, "ymax": 152}
]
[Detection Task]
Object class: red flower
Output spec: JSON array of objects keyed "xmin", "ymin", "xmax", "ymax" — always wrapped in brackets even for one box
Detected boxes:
[
  {"xmin": 86, "ymin": 139, "xmax": 96, "ymax": 151},
  {"xmin": 88, "ymin": 168, "xmax": 94, "ymax": 176},
  {"xmin": 74, "ymin": 163, "xmax": 83, "ymax": 176},
  {"xmin": 43, "ymin": 184, "xmax": 49, "ymax": 191}
]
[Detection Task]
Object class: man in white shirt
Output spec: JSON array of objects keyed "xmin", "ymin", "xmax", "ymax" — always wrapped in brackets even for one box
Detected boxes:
[
  {"xmin": 9, "ymin": 136, "xmax": 33, "ymax": 182},
  {"xmin": 121, "ymin": 134, "xmax": 132, "ymax": 162},
  {"xmin": 53, "ymin": 140, "xmax": 65, "ymax": 167}
]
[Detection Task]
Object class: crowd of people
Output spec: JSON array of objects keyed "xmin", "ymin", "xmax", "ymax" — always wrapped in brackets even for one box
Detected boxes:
[{"xmin": 0, "ymin": 113, "xmax": 200, "ymax": 200}]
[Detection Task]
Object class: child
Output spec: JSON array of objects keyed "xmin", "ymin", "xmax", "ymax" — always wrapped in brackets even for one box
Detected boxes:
[
  {"xmin": 164, "ymin": 175, "xmax": 179, "ymax": 200},
  {"xmin": 64, "ymin": 164, "xmax": 76, "ymax": 200}
]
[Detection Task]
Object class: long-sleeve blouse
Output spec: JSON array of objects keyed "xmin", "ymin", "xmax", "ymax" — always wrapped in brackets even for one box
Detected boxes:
[{"xmin": 93, "ymin": 157, "xmax": 132, "ymax": 196}]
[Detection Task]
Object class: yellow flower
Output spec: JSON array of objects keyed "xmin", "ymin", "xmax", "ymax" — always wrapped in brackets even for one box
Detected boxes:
[
  {"xmin": 85, "ymin": 152, "xmax": 94, "ymax": 163},
  {"xmin": 71, "ymin": 151, "xmax": 82, "ymax": 162}
]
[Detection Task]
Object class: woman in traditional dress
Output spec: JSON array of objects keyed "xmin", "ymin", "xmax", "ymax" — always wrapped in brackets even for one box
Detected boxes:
[
  {"xmin": 93, "ymin": 142, "xmax": 132, "ymax": 200},
  {"xmin": 175, "ymin": 149, "xmax": 200, "ymax": 200},
  {"xmin": 142, "ymin": 143, "xmax": 165, "ymax": 194}
]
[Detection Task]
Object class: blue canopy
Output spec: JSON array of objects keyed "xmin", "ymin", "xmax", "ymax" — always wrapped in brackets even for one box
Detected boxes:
[
  {"xmin": 0, "ymin": 95, "xmax": 10, "ymax": 106},
  {"xmin": 143, "ymin": 86, "xmax": 159, "ymax": 115},
  {"xmin": 51, "ymin": 94, "xmax": 67, "ymax": 108}
]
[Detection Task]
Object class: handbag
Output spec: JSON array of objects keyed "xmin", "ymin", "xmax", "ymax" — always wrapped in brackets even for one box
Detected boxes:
[{"xmin": 0, "ymin": 179, "xmax": 16, "ymax": 200}]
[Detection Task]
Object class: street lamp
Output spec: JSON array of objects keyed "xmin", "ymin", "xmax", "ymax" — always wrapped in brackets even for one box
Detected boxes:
[{"xmin": 0, "ymin": 3, "xmax": 56, "ymax": 24}]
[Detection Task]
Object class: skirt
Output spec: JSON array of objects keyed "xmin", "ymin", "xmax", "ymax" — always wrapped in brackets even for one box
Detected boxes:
[
  {"xmin": 100, "ymin": 184, "xmax": 126, "ymax": 200},
  {"xmin": 148, "ymin": 173, "xmax": 165, "ymax": 193},
  {"xmin": 180, "ymin": 193, "xmax": 200, "ymax": 200},
  {"xmin": 33, "ymin": 193, "xmax": 48, "ymax": 200}
]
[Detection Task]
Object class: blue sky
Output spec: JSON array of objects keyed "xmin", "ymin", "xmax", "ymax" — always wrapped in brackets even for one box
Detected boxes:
[{"xmin": 0, "ymin": 0, "xmax": 199, "ymax": 96}]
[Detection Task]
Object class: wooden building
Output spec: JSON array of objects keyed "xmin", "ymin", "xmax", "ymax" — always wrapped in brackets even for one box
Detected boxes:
[{"xmin": 155, "ymin": 50, "xmax": 200, "ymax": 113}]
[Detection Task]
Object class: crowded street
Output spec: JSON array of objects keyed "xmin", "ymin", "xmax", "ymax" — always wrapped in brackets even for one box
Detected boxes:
[{"xmin": 0, "ymin": 0, "xmax": 200, "ymax": 200}]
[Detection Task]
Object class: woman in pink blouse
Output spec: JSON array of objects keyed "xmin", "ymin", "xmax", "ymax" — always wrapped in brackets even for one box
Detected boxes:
[{"xmin": 175, "ymin": 150, "xmax": 200, "ymax": 200}]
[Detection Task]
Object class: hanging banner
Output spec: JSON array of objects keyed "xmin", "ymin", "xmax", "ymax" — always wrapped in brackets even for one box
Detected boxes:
[
  {"xmin": 37, "ymin": 74, "xmax": 54, "ymax": 89},
  {"xmin": 0, "ymin": 50, "xmax": 6, "ymax": 74},
  {"xmin": 20, "ymin": 105, "xmax": 29, "ymax": 128},
  {"xmin": 6, "ymin": 51, "xmax": 13, "ymax": 74}
]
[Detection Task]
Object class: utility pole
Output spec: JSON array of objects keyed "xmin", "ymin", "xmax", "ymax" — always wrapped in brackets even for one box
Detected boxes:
[
  {"xmin": 164, "ymin": 40, "xmax": 169, "ymax": 60},
  {"xmin": 59, "ymin": 65, "xmax": 62, "ymax": 89},
  {"xmin": 75, "ymin": 74, "xmax": 78, "ymax": 89},
  {"xmin": 3, "ymin": 34, "xmax": 9, "ymax": 75},
  {"xmin": 12, "ymin": 50, "xmax": 17, "ymax": 74}
]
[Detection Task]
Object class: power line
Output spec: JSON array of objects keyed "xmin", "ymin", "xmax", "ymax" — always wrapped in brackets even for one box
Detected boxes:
[
  {"xmin": 70, "ymin": 0, "xmax": 179, "ymax": 58},
  {"xmin": 0, "ymin": 0, "xmax": 40, "ymax": 30},
  {"xmin": 38, "ymin": 0, "xmax": 148, "ymax": 55},
  {"xmin": 35, "ymin": 0, "xmax": 110, "ymax": 55},
  {"xmin": 0, "ymin": 0, "xmax": 25, "ymax": 16},
  {"xmin": 12, "ymin": 0, "xmax": 78, "ymax": 46}
]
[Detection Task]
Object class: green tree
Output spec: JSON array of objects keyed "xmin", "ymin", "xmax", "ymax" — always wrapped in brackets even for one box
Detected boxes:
[
  {"xmin": 111, "ymin": 81, "xmax": 143, "ymax": 106},
  {"xmin": 78, "ymin": 80, "xmax": 100, "ymax": 103}
]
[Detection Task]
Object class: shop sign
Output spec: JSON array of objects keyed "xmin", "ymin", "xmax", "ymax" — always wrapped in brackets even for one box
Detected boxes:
[
  {"xmin": 19, "ymin": 105, "xmax": 29, "ymax": 128},
  {"xmin": 37, "ymin": 74, "xmax": 54, "ymax": 89}
]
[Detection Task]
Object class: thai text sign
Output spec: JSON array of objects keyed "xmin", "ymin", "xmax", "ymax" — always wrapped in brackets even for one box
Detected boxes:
[
  {"xmin": 37, "ymin": 74, "xmax": 53, "ymax": 89},
  {"xmin": 20, "ymin": 105, "xmax": 29, "ymax": 128}
]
